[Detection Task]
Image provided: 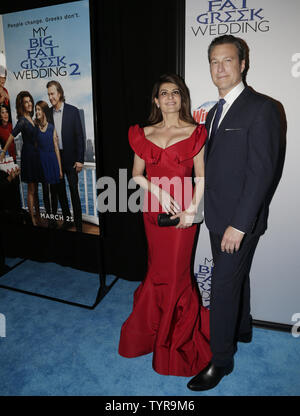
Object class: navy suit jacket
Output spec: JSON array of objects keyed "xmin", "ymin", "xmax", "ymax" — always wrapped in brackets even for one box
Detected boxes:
[
  {"xmin": 204, "ymin": 86, "xmax": 280, "ymax": 236},
  {"xmin": 49, "ymin": 103, "xmax": 85, "ymax": 171}
]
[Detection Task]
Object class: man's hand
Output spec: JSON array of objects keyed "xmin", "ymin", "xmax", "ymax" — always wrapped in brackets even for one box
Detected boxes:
[
  {"xmin": 73, "ymin": 162, "xmax": 83, "ymax": 173},
  {"xmin": 221, "ymin": 226, "xmax": 245, "ymax": 254}
]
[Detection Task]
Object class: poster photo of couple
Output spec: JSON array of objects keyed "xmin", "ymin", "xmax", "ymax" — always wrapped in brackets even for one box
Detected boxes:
[{"xmin": 0, "ymin": 0, "xmax": 99, "ymax": 235}]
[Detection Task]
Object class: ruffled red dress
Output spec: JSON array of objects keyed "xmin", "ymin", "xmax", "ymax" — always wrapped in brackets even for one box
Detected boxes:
[{"xmin": 118, "ymin": 124, "xmax": 212, "ymax": 376}]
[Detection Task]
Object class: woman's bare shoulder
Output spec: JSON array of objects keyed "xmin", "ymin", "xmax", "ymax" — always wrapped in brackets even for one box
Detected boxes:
[
  {"xmin": 143, "ymin": 124, "xmax": 162, "ymax": 136},
  {"xmin": 180, "ymin": 121, "xmax": 198, "ymax": 135},
  {"xmin": 182, "ymin": 121, "xmax": 197, "ymax": 128}
]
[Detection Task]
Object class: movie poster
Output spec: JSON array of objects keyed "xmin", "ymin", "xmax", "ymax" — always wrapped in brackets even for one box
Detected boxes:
[{"xmin": 0, "ymin": 0, "xmax": 99, "ymax": 235}]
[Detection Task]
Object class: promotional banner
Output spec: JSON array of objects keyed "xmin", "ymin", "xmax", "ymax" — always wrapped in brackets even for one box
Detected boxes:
[
  {"xmin": 186, "ymin": 0, "xmax": 300, "ymax": 325},
  {"xmin": 0, "ymin": 0, "xmax": 99, "ymax": 235}
]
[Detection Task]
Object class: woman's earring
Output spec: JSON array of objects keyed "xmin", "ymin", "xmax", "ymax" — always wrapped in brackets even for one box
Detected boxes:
[{"xmin": 157, "ymin": 104, "xmax": 160, "ymax": 108}]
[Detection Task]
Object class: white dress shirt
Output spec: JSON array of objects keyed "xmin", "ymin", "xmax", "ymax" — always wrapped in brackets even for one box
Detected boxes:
[
  {"xmin": 210, "ymin": 81, "xmax": 246, "ymax": 235},
  {"xmin": 53, "ymin": 102, "xmax": 64, "ymax": 150}
]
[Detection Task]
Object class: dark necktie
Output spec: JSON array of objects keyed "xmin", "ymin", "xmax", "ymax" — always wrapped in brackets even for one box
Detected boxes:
[{"xmin": 208, "ymin": 98, "xmax": 226, "ymax": 154}]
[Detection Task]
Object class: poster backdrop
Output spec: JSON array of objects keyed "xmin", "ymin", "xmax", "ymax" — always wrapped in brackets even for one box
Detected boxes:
[
  {"xmin": 186, "ymin": 0, "xmax": 300, "ymax": 325},
  {"xmin": 0, "ymin": 0, "xmax": 99, "ymax": 235}
]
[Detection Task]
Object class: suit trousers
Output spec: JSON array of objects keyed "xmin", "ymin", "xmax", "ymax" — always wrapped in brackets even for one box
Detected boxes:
[
  {"xmin": 47, "ymin": 171, "xmax": 82, "ymax": 232},
  {"xmin": 42, "ymin": 181, "xmax": 71, "ymax": 221},
  {"xmin": 57, "ymin": 151, "xmax": 83, "ymax": 232},
  {"xmin": 64, "ymin": 168, "xmax": 82, "ymax": 232},
  {"xmin": 209, "ymin": 231, "xmax": 259, "ymax": 366}
]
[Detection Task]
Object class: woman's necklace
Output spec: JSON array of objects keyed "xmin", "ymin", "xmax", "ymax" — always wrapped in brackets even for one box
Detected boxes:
[{"xmin": 39, "ymin": 121, "xmax": 48, "ymax": 132}]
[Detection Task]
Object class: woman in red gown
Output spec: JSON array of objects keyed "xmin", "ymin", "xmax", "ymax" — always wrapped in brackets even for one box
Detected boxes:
[
  {"xmin": 0, "ymin": 105, "xmax": 16, "ymax": 160},
  {"xmin": 118, "ymin": 74, "xmax": 212, "ymax": 376}
]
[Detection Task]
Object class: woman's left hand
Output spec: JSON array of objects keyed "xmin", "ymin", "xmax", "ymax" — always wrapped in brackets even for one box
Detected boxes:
[{"xmin": 171, "ymin": 210, "xmax": 195, "ymax": 229}]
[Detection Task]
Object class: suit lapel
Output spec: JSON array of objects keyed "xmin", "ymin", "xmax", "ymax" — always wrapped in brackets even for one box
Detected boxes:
[
  {"xmin": 206, "ymin": 87, "xmax": 251, "ymax": 158},
  {"xmin": 49, "ymin": 107, "xmax": 54, "ymax": 125},
  {"xmin": 204, "ymin": 103, "xmax": 217, "ymax": 162},
  {"xmin": 218, "ymin": 87, "xmax": 250, "ymax": 130},
  {"xmin": 205, "ymin": 103, "xmax": 216, "ymax": 133},
  {"xmin": 61, "ymin": 103, "xmax": 68, "ymax": 141}
]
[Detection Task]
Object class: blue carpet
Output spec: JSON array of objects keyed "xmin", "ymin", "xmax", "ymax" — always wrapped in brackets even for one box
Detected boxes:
[
  {"xmin": 0, "ymin": 258, "xmax": 299, "ymax": 396},
  {"xmin": 0, "ymin": 258, "xmax": 110, "ymax": 306}
]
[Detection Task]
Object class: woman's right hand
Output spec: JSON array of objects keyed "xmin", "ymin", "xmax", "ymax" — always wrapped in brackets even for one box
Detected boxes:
[
  {"xmin": 0, "ymin": 151, "xmax": 5, "ymax": 162},
  {"xmin": 158, "ymin": 188, "xmax": 181, "ymax": 215}
]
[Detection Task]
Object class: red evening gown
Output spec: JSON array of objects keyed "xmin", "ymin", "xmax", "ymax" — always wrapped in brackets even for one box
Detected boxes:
[{"xmin": 118, "ymin": 124, "xmax": 212, "ymax": 376}]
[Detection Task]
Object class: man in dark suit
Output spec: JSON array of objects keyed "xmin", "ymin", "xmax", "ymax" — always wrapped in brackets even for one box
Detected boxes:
[
  {"xmin": 187, "ymin": 35, "xmax": 281, "ymax": 391},
  {"xmin": 47, "ymin": 80, "xmax": 85, "ymax": 232}
]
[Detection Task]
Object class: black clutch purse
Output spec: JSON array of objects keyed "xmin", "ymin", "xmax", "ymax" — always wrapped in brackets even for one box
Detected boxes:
[{"xmin": 157, "ymin": 213, "xmax": 180, "ymax": 227}]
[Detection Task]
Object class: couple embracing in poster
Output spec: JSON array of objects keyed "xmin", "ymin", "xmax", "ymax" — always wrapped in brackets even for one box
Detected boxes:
[{"xmin": 0, "ymin": 80, "xmax": 85, "ymax": 232}]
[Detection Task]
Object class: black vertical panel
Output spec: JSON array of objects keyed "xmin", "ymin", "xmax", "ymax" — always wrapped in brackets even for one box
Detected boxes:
[
  {"xmin": 176, "ymin": 0, "xmax": 186, "ymax": 78},
  {"xmin": 92, "ymin": 0, "xmax": 185, "ymax": 280}
]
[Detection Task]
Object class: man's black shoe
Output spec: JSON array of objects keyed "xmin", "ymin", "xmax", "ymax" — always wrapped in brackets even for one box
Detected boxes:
[
  {"xmin": 187, "ymin": 361, "xmax": 234, "ymax": 391},
  {"xmin": 237, "ymin": 331, "xmax": 252, "ymax": 343}
]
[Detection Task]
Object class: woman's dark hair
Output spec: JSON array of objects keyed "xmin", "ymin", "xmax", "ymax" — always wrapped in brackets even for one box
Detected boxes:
[
  {"xmin": 148, "ymin": 73, "xmax": 196, "ymax": 125},
  {"xmin": 35, "ymin": 100, "xmax": 50, "ymax": 126},
  {"xmin": 0, "ymin": 104, "xmax": 12, "ymax": 125},
  {"xmin": 46, "ymin": 80, "xmax": 65, "ymax": 102},
  {"xmin": 208, "ymin": 35, "xmax": 249, "ymax": 81},
  {"xmin": 16, "ymin": 91, "xmax": 34, "ymax": 119}
]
